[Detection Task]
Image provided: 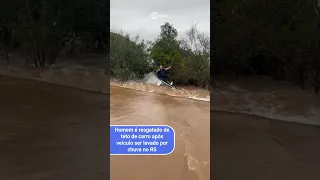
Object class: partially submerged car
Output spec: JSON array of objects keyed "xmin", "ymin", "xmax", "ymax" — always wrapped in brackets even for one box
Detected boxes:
[{"xmin": 142, "ymin": 72, "xmax": 175, "ymax": 89}]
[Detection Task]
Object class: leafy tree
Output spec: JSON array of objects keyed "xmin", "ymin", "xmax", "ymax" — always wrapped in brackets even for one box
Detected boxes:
[
  {"xmin": 177, "ymin": 25, "xmax": 210, "ymax": 88},
  {"xmin": 149, "ymin": 22, "xmax": 181, "ymax": 68},
  {"xmin": 213, "ymin": 0, "xmax": 320, "ymax": 93},
  {"xmin": 0, "ymin": 0, "xmax": 109, "ymax": 67},
  {"xmin": 110, "ymin": 32, "xmax": 150, "ymax": 81}
]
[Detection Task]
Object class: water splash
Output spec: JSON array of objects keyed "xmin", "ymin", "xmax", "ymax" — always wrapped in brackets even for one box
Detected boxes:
[{"xmin": 110, "ymin": 80, "xmax": 210, "ymax": 102}]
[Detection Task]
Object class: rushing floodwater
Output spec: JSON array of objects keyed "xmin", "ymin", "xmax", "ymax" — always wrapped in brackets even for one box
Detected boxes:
[
  {"xmin": 110, "ymin": 86, "xmax": 210, "ymax": 180},
  {"xmin": 0, "ymin": 75, "xmax": 109, "ymax": 180},
  {"xmin": 0, "ymin": 75, "xmax": 210, "ymax": 180},
  {"xmin": 3, "ymin": 73, "xmax": 320, "ymax": 180},
  {"xmin": 110, "ymin": 80, "xmax": 210, "ymax": 102}
]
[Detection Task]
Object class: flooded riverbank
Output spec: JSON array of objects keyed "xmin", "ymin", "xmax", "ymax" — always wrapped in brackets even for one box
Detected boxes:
[
  {"xmin": 3, "ymin": 64, "xmax": 320, "ymax": 180},
  {"xmin": 0, "ymin": 66, "xmax": 211, "ymax": 180},
  {"xmin": 110, "ymin": 80, "xmax": 210, "ymax": 102},
  {"xmin": 213, "ymin": 76, "xmax": 320, "ymax": 125},
  {"xmin": 212, "ymin": 76, "xmax": 320, "ymax": 179},
  {"xmin": 0, "ymin": 60, "xmax": 109, "ymax": 94}
]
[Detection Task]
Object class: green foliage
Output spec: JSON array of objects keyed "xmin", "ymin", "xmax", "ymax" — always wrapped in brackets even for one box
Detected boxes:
[
  {"xmin": 110, "ymin": 32, "xmax": 150, "ymax": 82},
  {"xmin": 109, "ymin": 23, "xmax": 210, "ymax": 88},
  {"xmin": 148, "ymin": 22, "xmax": 210, "ymax": 88},
  {"xmin": 0, "ymin": 1, "xmax": 210, "ymax": 89},
  {"xmin": 213, "ymin": 0, "xmax": 320, "ymax": 93},
  {"xmin": 175, "ymin": 25, "xmax": 210, "ymax": 88},
  {"xmin": 0, "ymin": 0, "xmax": 109, "ymax": 67},
  {"xmin": 150, "ymin": 22, "xmax": 181, "ymax": 67}
]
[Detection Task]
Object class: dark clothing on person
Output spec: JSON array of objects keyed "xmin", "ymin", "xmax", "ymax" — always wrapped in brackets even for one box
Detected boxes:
[
  {"xmin": 156, "ymin": 67, "xmax": 173, "ymax": 86},
  {"xmin": 158, "ymin": 69, "xmax": 166, "ymax": 77},
  {"xmin": 157, "ymin": 69, "xmax": 168, "ymax": 81}
]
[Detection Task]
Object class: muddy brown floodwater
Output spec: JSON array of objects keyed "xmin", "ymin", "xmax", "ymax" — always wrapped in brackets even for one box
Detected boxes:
[
  {"xmin": 4, "ymin": 72, "xmax": 320, "ymax": 180},
  {"xmin": 212, "ymin": 111, "xmax": 320, "ymax": 180},
  {"xmin": 110, "ymin": 86, "xmax": 210, "ymax": 180},
  {"xmin": 212, "ymin": 77, "xmax": 320, "ymax": 180},
  {"xmin": 0, "ymin": 75, "xmax": 210, "ymax": 180},
  {"xmin": 0, "ymin": 75, "xmax": 109, "ymax": 180}
]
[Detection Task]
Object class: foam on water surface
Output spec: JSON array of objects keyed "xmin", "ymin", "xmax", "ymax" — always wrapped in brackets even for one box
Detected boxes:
[{"xmin": 110, "ymin": 80, "xmax": 210, "ymax": 102}]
